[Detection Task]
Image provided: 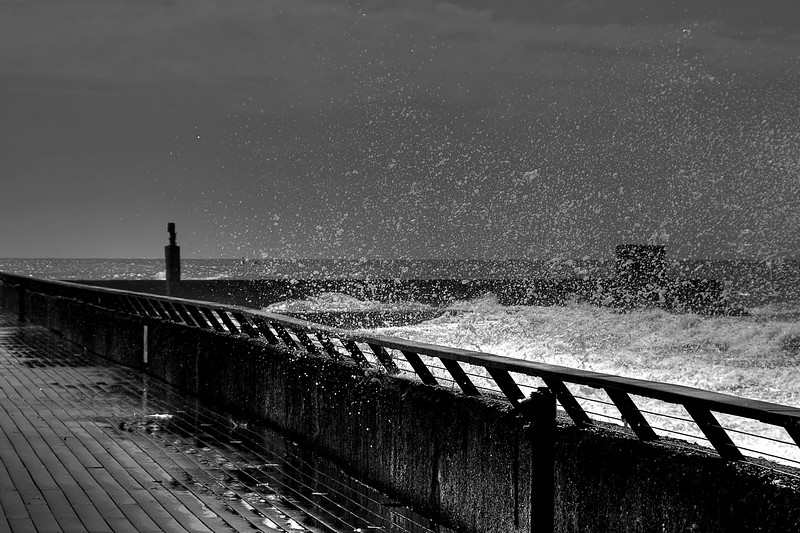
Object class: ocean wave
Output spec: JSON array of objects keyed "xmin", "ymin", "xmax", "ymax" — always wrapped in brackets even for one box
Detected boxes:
[
  {"xmin": 375, "ymin": 297, "xmax": 800, "ymax": 464},
  {"xmin": 264, "ymin": 291, "xmax": 431, "ymax": 313},
  {"xmin": 377, "ymin": 298, "xmax": 800, "ymax": 403}
]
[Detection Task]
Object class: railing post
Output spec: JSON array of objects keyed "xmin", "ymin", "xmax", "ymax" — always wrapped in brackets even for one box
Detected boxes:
[
  {"xmin": 518, "ymin": 387, "xmax": 555, "ymax": 533},
  {"xmin": 165, "ymin": 222, "xmax": 181, "ymax": 297}
]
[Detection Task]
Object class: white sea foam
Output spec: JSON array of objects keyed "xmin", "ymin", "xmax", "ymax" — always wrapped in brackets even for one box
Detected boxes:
[
  {"xmin": 264, "ymin": 292, "xmax": 431, "ymax": 312},
  {"xmin": 374, "ymin": 294, "xmax": 800, "ymax": 466}
]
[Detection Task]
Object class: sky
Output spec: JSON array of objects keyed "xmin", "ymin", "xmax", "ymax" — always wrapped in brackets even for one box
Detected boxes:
[{"xmin": 1, "ymin": 0, "xmax": 799, "ymax": 260}]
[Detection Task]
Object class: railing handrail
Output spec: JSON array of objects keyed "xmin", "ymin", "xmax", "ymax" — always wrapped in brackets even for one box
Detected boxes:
[
  {"xmin": 352, "ymin": 332, "xmax": 800, "ymax": 423},
  {"xmin": 3, "ymin": 271, "xmax": 799, "ymax": 464}
]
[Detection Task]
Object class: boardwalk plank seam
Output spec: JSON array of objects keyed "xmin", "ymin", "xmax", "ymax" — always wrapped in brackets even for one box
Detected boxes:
[{"xmin": 0, "ymin": 316, "xmax": 445, "ymax": 533}]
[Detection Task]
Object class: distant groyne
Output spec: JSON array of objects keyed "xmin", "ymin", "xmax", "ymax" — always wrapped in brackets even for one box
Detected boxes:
[
  {"xmin": 2, "ymin": 272, "xmax": 800, "ymax": 533},
  {"xmin": 79, "ymin": 245, "xmax": 745, "ymax": 320}
]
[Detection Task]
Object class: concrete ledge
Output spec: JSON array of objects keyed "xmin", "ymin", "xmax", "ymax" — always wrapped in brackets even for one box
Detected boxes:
[{"xmin": 4, "ymin": 283, "xmax": 800, "ymax": 532}]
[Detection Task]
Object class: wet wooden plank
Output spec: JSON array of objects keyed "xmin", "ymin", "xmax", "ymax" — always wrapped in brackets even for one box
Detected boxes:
[{"xmin": 0, "ymin": 310, "xmax": 450, "ymax": 533}]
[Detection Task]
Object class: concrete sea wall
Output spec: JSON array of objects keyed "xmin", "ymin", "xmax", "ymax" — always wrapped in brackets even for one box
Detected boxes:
[{"xmin": 2, "ymin": 280, "xmax": 799, "ymax": 532}]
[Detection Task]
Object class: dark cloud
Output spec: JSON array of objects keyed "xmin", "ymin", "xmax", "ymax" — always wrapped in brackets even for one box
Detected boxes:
[{"xmin": 0, "ymin": 0, "xmax": 798, "ymax": 258}]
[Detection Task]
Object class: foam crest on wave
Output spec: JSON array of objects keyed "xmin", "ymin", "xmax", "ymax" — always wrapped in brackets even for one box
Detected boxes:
[
  {"xmin": 377, "ymin": 295, "xmax": 800, "ymax": 406},
  {"xmin": 264, "ymin": 292, "xmax": 432, "ymax": 313}
]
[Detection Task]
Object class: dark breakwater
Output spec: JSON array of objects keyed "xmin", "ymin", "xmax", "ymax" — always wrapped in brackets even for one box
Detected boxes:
[{"xmin": 78, "ymin": 245, "xmax": 753, "ymax": 316}]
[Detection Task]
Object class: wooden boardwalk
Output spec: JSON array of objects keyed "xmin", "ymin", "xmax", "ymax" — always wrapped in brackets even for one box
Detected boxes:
[{"xmin": 0, "ymin": 311, "xmax": 444, "ymax": 533}]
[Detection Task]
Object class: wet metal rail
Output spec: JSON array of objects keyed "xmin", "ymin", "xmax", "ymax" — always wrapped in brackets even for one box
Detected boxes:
[{"xmin": 4, "ymin": 273, "xmax": 800, "ymax": 467}]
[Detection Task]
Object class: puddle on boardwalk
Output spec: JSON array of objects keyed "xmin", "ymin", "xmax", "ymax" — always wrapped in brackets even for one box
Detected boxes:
[
  {"xmin": 113, "ymin": 401, "xmax": 453, "ymax": 533},
  {"xmin": 1, "ymin": 323, "xmax": 453, "ymax": 532}
]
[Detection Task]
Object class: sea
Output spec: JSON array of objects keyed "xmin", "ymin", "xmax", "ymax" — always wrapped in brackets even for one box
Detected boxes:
[{"xmin": 2, "ymin": 257, "xmax": 800, "ymax": 466}]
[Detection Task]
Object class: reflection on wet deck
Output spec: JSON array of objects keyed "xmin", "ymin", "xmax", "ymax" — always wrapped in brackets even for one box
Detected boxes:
[{"xmin": 0, "ymin": 313, "xmax": 452, "ymax": 532}]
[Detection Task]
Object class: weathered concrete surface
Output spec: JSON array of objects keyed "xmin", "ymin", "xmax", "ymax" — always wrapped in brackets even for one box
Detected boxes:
[{"xmin": 3, "ymin": 280, "xmax": 800, "ymax": 533}]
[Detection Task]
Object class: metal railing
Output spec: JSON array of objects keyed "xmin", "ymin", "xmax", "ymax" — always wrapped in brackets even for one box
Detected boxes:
[{"xmin": 3, "ymin": 272, "xmax": 800, "ymax": 468}]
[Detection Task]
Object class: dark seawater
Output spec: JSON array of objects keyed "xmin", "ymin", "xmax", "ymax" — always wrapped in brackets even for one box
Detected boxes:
[{"xmin": 1, "ymin": 257, "xmax": 798, "ymax": 306}]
